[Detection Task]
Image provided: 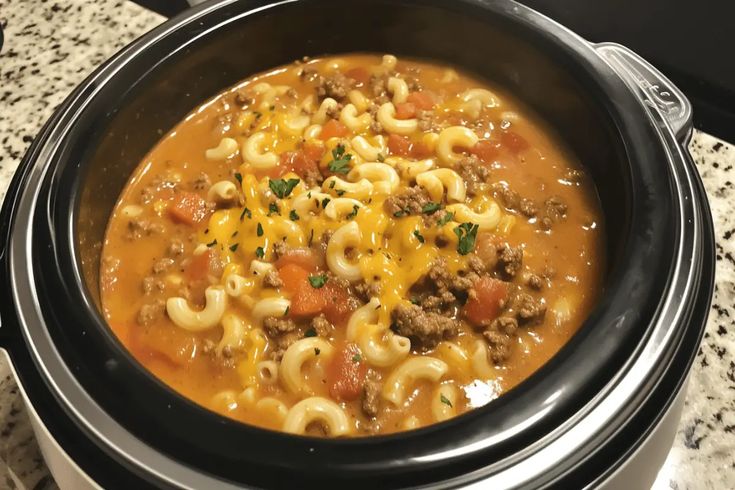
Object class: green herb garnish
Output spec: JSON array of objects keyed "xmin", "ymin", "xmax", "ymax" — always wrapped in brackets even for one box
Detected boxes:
[
  {"xmin": 308, "ymin": 274, "xmax": 328, "ymax": 289},
  {"xmin": 268, "ymin": 202, "xmax": 279, "ymax": 216},
  {"xmin": 437, "ymin": 211, "xmax": 454, "ymax": 227},
  {"xmin": 229, "ymin": 243, "xmax": 239, "ymax": 252},
  {"xmin": 336, "ymin": 189, "xmax": 346, "ymax": 197},
  {"xmin": 440, "ymin": 394, "xmax": 453, "ymax": 407},
  {"xmin": 393, "ymin": 210, "xmax": 407, "ymax": 218},
  {"xmin": 240, "ymin": 207, "xmax": 252, "ymax": 220},
  {"xmin": 269, "ymin": 178, "xmax": 300, "ymax": 199},
  {"xmin": 314, "ymin": 348, "xmax": 321, "ymax": 356},
  {"xmin": 422, "ymin": 202, "xmax": 441, "ymax": 214},
  {"xmin": 346, "ymin": 205, "xmax": 359, "ymax": 220},
  {"xmin": 321, "ymin": 197, "xmax": 331, "ymax": 209},
  {"xmin": 304, "ymin": 328, "xmax": 317, "ymax": 338},
  {"xmin": 255, "ymin": 246, "xmax": 265, "ymax": 259},
  {"xmin": 289, "ymin": 209, "xmax": 300, "ymax": 221},
  {"xmin": 284, "ymin": 306, "xmax": 290, "ymax": 316},
  {"xmin": 329, "ymin": 180, "xmax": 336, "ymax": 189},
  {"xmin": 206, "ymin": 239, "xmax": 218, "ymax": 247},
  {"xmin": 454, "ymin": 222, "xmax": 479, "ymax": 255},
  {"xmin": 327, "ymin": 144, "xmax": 352, "ymax": 174},
  {"xmin": 377, "ymin": 153, "xmax": 385, "ymax": 162},
  {"xmin": 234, "ymin": 172, "xmax": 242, "ymax": 185},
  {"xmin": 352, "ymin": 353, "xmax": 362, "ymax": 363},
  {"xmin": 413, "ymin": 229, "xmax": 425, "ymax": 243},
  {"xmin": 257, "ymin": 223, "xmax": 264, "ymax": 236}
]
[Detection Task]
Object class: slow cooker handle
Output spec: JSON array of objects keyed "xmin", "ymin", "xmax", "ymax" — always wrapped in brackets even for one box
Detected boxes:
[{"xmin": 594, "ymin": 43, "xmax": 693, "ymax": 144}]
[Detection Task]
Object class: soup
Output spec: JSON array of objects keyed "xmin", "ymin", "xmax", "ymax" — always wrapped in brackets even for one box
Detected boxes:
[{"xmin": 101, "ymin": 54, "xmax": 604, "ymax": 436}]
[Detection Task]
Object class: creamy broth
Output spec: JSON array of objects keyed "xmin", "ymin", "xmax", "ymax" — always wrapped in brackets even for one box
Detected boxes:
[{"xmin": 101, "ymin": 54, "xmax": 604, "ymax": 436}]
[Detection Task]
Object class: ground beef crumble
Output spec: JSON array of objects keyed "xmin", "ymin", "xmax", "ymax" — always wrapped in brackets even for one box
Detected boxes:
[
  {"xmin": 491, "ymin": 183, "xmax": 537, "ymax": 218},
  {"xmin": 361, "ymin": 370, "xmax": 381, "ymax": 419},
  {"xmin": 539, "ymin": 196, "xmax": 568, "ymax": 230},
  {"xmin": 137, "ymin": 300, "xmax": 165, "ymax": 326},
  {"xmin": 264, "ymin": 316, "xmax": 300, "ymax": 361},
  {"xmin": 457, "ymin": 156, "xmax": 490, "ymax": 196},
  {"xmin": 384, "ymin": 186, "xmax": 432, "ymax": 217},
  {"xmin": 496, "ymin": 243, "xmax": 523, "ymax": 278},
  {"xmin": 310, "ymin": 314, "xmax": 334, "ymax": 337},
  {"xmin": 483, "ymin": 316, "xmax": 518, "ymax": 363},
  {"xmin": 315, "ymin": 71, "xmax": 354, "ymax": 101},
  {"xmin": 263, "ymin": 269, "xmax": 283, "ymax": 288},
  {"xmin": 391, "ymin": 303, "xmax": 459, "ymax": 350}
]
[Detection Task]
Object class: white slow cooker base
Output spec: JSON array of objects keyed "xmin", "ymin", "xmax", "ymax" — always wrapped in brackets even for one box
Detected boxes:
[{"xmin": 2, "ymin": 346, "xmax": 687, "ymax": 490}]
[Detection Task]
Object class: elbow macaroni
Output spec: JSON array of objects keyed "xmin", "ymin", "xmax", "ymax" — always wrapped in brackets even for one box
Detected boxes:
[
  {"xmin": 280, "ymin": 338, "xmax": 334, "ymax": 394},
  {"xmin": 382, "ymin": 357, "xmax": 449, "ymax": 406},
  {"xmin": 166, "ymin": 286, "xmax": 227, "ymax": 332}
]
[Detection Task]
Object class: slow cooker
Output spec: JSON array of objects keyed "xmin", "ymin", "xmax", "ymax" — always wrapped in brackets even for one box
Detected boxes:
[{"xmin": 0, "ymin": 0, "xmax": 715, "ymax": 488}]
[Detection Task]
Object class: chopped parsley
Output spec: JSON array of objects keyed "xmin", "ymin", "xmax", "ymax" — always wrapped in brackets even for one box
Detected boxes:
[
  {"xmin": 376, "ymin": 153, "xmax": 385, "ymax": 162},
  {"xmin": 329, "ymin": 180, "xmax": 336, "ymax": 189},
  {"xmin": 346, "ymin": 204, "xmax": 359, "ymax": 220},
  {"xmin": 268, "ymin": 202, "xmax": 280, "ymax": 216},
  {"xmin": 269, "ymin": 178, "xmax": 300, "ymax": 198},
  {"xmin": 440, "ymin": 394, "xmax": 453, "ymax": 407},
  {"xmin": 304, "ymin": 328, "xmax": 317, "ymax": 338},
  {"xmin": 321, "ymin": 197, "xmax": 331, "ymax": 209},
  {"xmin": 437, "ymin": 211, "xmax": 454, "ymax": 227},
  {"xmin": 327, "ymin": 144, "xmax": 352, "ymax": 174},
  {"xmin": 336, "ymin": 189, "xmax": 346, "ymax": 197},
  {"xmin": 257, "ymin": 223, "xmax": 264, "ymax": 236},
  {"xmin": 393, "ymin": 210, "xmax": 407, "ymax": 218},
  {"xmin": 413, "ymin": 229, "xmax": 425, "ymax": 243},
  {"xmin": 352, "ymin": 353, "xmax": 362, "ymax": 363},
  {"xmin": 229, "ymin": 243, "xmax": 239, "ymax": 252},
  {"xmin": 422, "ymin": 202, "xmax": 441, "ymax": 214},
  {"xmin": 314, "ymin": 348, "xmax": 321, "ymax": 356},
  {"xmin": 308, "ymin": 273, "xmax": 328, "ymax": 289},
  {"xmin": 240, "ymin": 207, "xmax": 252, "ymax": 220},
  {"xmin": 454, "ymin": 222, "xmax": 479, "ymax": 255},
  {"xmin": 255, "ymin": 246, "xmax": 265, "ymax": 259},
  {"xmin": 410, "ymin": 297, "xmax": 421, "ymax": 305},
  {"xmin": 284, "ymin": 306, "xmax": 289, "ymax": 316},
  {"xmin": 231, "ymin": 230, "xmax": 239, "ymax": 238},
  {"xmin": 289, "ymin": 209, "xmax": 300, "ymax": 221},
  {"xmin": 206, "ymin": 239, "xmax": 218, "ymax": 247},
  {"xmin": 234, "ymin": 172, "xmax": 243, "ymax": 185}
]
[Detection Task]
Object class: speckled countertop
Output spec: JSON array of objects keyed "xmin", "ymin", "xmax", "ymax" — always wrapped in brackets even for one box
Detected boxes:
[{"xmin": 0, "ymin": 0, "xmax": 733, "ymax": 488}]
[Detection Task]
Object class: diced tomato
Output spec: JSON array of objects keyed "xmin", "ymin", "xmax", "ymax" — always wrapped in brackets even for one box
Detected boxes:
[
  {"xmin": 168, "ymin": 192, "xmax": 209, "ymax": 225},
  {"xmin": 290, "ymin": 285, "xmax": 328, "ymax": 318},
  {"xmin": 345, "ymin": 67, "xmax": 370, "ymax": 85},
  {"xmin": 394, "ymin": 102, "xmax": 417, "ymax": 120},
  {"xmin": 500, "ymin": 130, "xmax": 529, "ymax": 154},
  {"xmin": 406, "ymin": 90, "xmax": 436, "ymax": 111},
  {"xmin": 277, "ymin": 263, "xmax": 311, "ymax": 294},
  {"xmin": 302, "ymin": 141, "xmax": 325, "ymax": 162},
  {"xmin": 292, "ymin": 151, "xmax": 321, "ymax": 179},
  {"xmin": 387, "ymin": 134, "xmax": 412, "ymax": 156},
  {"xmin": 470, "ymin": 140, "xmax": 501, "ymax": 163},
  {"xmin": 463, "ymin": 277, "xmax": 508, "ymax": 326},
  {"xmin": 321, "ymin": 283, "xmax": 356, "ymax": 326},
  {"xmin": 327, "ymin": 343, "xmax": 368, "ymax": 401},
  {"xmin": 410, "ymin": 141, "xmax": 433, "ymax": 159},
  {"xmin": 130, "ymin": 324, "xmax": 197, "ymax": 367},
  {"xmin": 319, "ymin": 119, "xmax": 349, "ymax": 140},
  {"xmin": 275, "ymin": 248, "xmax": 319, "ymax": 272},
  {"xmin": 186, "ymin": 248, "xmax": 215, "ymax": 281}
]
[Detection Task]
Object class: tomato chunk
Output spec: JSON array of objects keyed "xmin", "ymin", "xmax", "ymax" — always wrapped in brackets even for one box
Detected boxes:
[
  {"xmin": 406, "ymin": 90, "xmax": 436, "ymax": 111},
  {"xmin": 500, "ymin": 130, "xmax": 529, "ymax": 154},
  {"xmin": 186, "ymin": 249, "xmax": 215, "ymax": 281},
  {"xmin": 327, "ymin": 343, "xmax": 368, "ymax": 401},
  {"xmin": 463, "ymin": 277, "xmax": 508, "ymax": 326},
  {"xmin": 302, "ymin": 141, "xmax": 325, "ymax": 162},
  {"xmin": 130, "ymin": 324, "xmax": 197, "ymax": 367},
  {"xmin": 394, "ymin": 102, "xmax": 417, "ymax": 120},
  {"xmin": 410, "ymin": 141, "xmax": 433, "ymax": 159},
  {"xmin": 470, "ymin": 140, "xmax": 501, "ymax": 163},
  {"xmin": 319, "ymin": 119, "xmax": 349, "ymax": 140},
  {"xmin": 168, "ymin": 192, "xmax": 209, "ymax": 225},
  {"xmin": 387, "ymin": 134, "xmax": 412, "ymax": 156},
  {"xmin": 277, "ymin": 263, "xmax": 311, "ymax": 294},
  {"xmin": 275, "ymin": 248, "xmax": 319, "ymax": 272},
  {"xmin": 321, "ymin": 283, "xmax": 356, "ymax": 326},
  {"xmin": 345, "ymin": 67, "xmax": 370, "ymax": 85}
]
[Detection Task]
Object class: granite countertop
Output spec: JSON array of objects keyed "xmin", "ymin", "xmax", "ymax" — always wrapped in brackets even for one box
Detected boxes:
[{"xmin": 0, "ymin": 0, "xmax": 733, "ymax": 488}]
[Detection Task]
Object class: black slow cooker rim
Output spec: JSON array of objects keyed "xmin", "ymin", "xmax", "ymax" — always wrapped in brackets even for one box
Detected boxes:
[{"xmin": 0, "ymin": 0, "xmax": 704, "ymax": 487}]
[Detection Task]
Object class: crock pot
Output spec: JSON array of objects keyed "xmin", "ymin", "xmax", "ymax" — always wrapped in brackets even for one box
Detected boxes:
[{"xmin": 0, "ymin": 0, "xmax": 715, "ymax": 488}]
